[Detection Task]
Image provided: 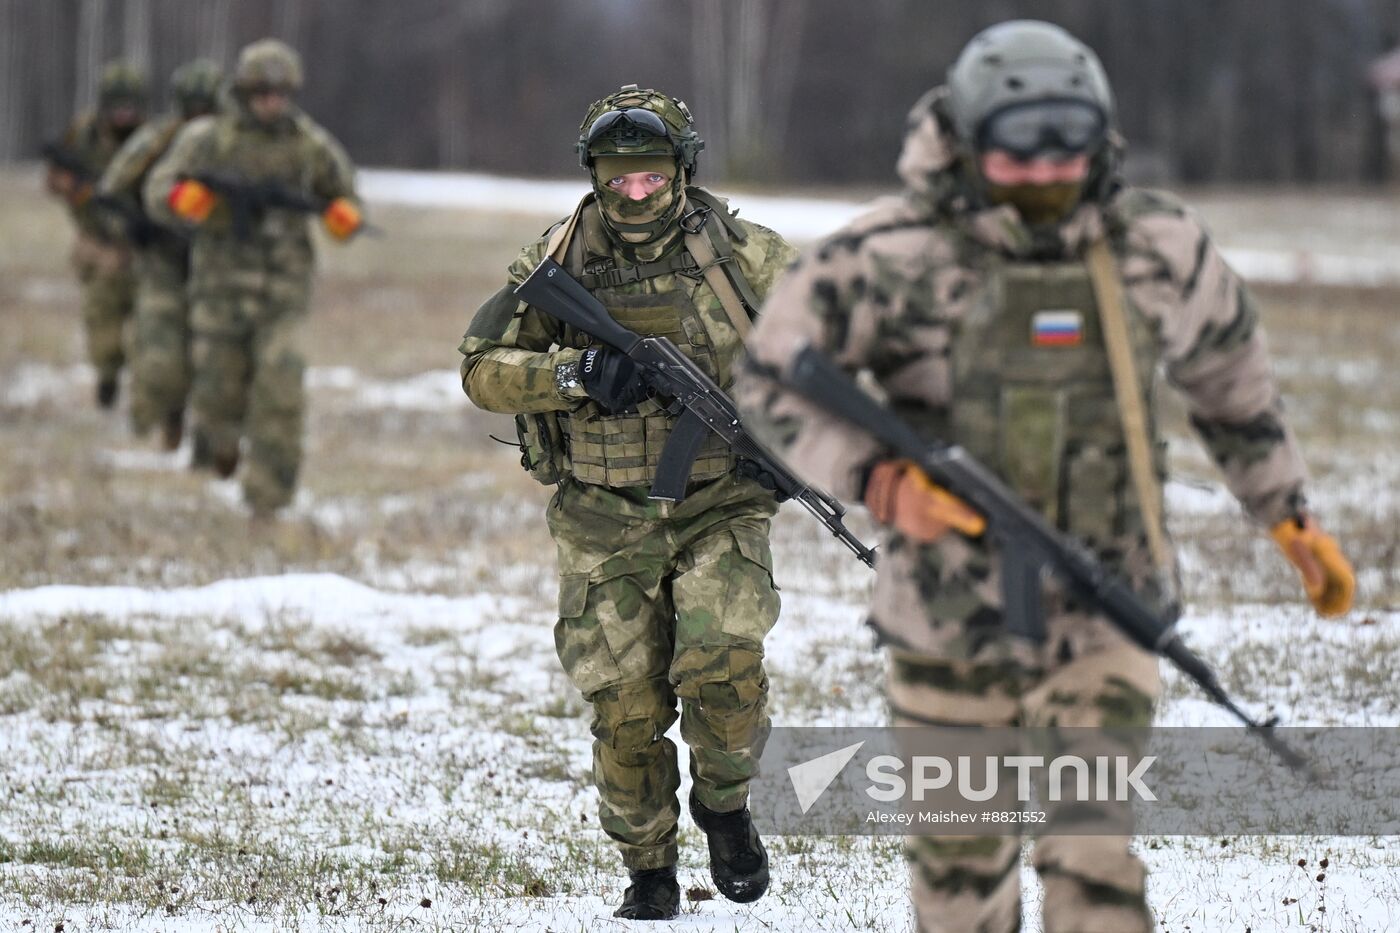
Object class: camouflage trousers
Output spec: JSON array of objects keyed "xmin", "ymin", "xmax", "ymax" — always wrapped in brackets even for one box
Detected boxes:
[
  {"xmin": 877, "ymin": 539, "xmax": 1161, "ymax": 933},
  {"xmin": 547, "ymin": 474, "xmax": 781, "ymax": 871},
  {"xmin": 128, "ymin": 248, "xmax": 192, "ymax": 435},
  {"xmin": 71, "ymin": 233, "xmax": 135, "ymax": 383},
  {"xmin": 189, "ymin": 279, "xmax": 309, "ymax": 514}
]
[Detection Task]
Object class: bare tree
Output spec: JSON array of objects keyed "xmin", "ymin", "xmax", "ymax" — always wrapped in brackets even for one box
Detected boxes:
[{"xmin": 691, "ymin": 0, "xmax": 809, "ymax": 178}]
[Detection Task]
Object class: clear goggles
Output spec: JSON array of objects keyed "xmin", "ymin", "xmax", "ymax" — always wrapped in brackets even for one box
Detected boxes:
[{"xmin": 978, "ymin": 100, "xmax": 1107, "ymax": 159}]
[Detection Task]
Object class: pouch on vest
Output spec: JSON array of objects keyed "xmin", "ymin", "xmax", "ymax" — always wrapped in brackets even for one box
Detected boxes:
[{"xmin": 514, "ymin": 411, "xmax": 571, "ymax": 486}]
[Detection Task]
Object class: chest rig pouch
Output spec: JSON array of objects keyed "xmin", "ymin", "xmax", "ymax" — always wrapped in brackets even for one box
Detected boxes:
[
  {"xmin": 560, "ymin": 279, "xmax": 736, "ymax": 489},
  {"xmin": 951, "ymin": 257, "xmax": 1164, "ymax": 556},
  {"xmin": 517, "ymin": 199, "xmax": 755, "ymax": 490}
]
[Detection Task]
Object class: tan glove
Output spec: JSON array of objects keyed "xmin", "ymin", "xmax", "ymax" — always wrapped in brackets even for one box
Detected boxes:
[
  {"xmin": 1270, "ymin": 515, "xmax": 1355, "ymax": 618},
  {"xmin": 864, "ymin": 459, "xmax": 986, "ymax": 543}
]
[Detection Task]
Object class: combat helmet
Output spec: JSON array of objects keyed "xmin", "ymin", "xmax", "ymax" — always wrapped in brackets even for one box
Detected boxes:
[
  {"xmin": 576, "ymin": 85, "xmax": 704, "ymax": 178},
  {"xmin": 98, "ymin": 60, "xmax": 149, "ymax": 108},
  {"xmin": 947, "ymin": 20, "xmax": 1114, "ymax": 153},
  {"xmin": 233, "ymin": 38, "xmax": 303, "ymax": 95},
  {"xmin": 171, "ymin": 58, "xmax": 223, "ymax": 117}
]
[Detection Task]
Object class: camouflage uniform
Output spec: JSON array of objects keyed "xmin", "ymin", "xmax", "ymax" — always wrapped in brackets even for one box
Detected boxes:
[
  {"xmin": 737, "ymin": 40, "xmax": 1309, "ymax": 933},
  {"xmin": 460, "ymin": 113, "xmax": 797, "ymax": 869},
  {"xmin": 99, "ymin": 60, "xmax": 223, "ymax": 442},
  {"xmin": 143, "ymin": 41, "xmax": 358, "ymax": 513},
  {"xmin": 48, "ymin": 63, "xmax": 147, "ymax": 398}
]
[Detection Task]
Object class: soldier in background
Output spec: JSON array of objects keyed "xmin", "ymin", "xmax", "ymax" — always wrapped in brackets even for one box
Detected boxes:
[
  {"xmin": 43, "ymin": 61, "xmax": 148, "ymax": 409},
  {"xmin": 738, "ymin": 21, "xmax": 1355, "ymax": 933},
  {"xmin": 460, "ymin": 86, "xmax": 798, "ymax": 920},
  {"xmin": 99, "ymin": 59, "xmax": 223, "ymax": 452},
  {"xmin": 144, "ymin": 39, "xmax": 362, "ymax": 517}
]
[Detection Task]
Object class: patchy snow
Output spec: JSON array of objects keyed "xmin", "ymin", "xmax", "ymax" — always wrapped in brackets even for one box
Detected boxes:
[
  {"xmin": 0, "ymin": 361, "xmax": 90, "ymax": 407},
  {"xmin": 0, "ymin": 573, "xmax": 523, "ymax": 638}
]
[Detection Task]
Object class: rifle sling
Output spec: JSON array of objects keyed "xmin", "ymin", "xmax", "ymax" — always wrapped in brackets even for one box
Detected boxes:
[{"xmin": 1086, "ymin": 238, "xmax": 1172, "ymax": 575}]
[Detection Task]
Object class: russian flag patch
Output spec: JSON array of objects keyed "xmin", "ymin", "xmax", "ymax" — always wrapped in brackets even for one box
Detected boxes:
[{"xmin": 1031, "ymin": 310, "xmax": 1084, "ymax": 347}]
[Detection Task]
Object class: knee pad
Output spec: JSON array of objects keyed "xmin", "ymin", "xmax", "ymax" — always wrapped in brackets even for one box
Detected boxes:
[{"xmin": 591, "ymin": 679, "xmax": 677, "ymax": 762}]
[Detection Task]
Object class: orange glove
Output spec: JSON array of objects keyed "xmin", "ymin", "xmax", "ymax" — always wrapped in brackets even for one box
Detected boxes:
[
  {"xmin": 864, "ymin": 459, "xmax": 986, "ymax": 543},
  {"xmin": 322, "ymin": 197, "xmax": 362, "ymax": 241},
  {"xmin": 168, "ymin": 179, "xmax": 216, "ymax": 223},
  {"xmin": 1270, "ymin": 515, "xmax": 1355, "ymax": 618}
]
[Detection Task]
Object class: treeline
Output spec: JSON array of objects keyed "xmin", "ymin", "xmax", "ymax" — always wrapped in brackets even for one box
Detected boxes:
[{"xmin": 2, "ymin": 0, "xmax": 1396, "ymax": 185}]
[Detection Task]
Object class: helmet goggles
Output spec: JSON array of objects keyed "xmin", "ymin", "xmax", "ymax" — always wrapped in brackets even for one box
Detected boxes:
[
  {"xmin": 585, "ymin": 107, "xmax": 670, "ymax": 151},
  {"xmin": 977, "ymin": 99, "xmax": 1106, "ymax": 160}
]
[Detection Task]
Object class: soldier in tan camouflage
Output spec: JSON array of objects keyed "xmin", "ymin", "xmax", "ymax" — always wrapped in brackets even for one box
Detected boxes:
[
  {"xmin": 144, "ymin": 39, "xmax": 363, "ymax": 516},
  {"xmin": 459, "ymin": 86, "xmax": 799, "ymax": 920},
  {"xmin": 737, "ymin": 21, "xmax": 1355, "ymax": 933},
  {"xmin": 99, "ymin": 59, "xmax": 222, "ymax": 451},
  {"xmin": 44, "ymin": 61, "xmax": 148, "ymax": 409}
]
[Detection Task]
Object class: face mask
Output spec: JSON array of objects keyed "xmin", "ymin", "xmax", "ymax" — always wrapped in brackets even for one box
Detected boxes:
[
  {"xmin": 596, "ymin": 182, "xmax": 685, "ymax": 243},
  {"xmin": 591, "ymin": 153, "xmax": 686, "ymax": 247},
  {"xmin": 984, "ymin": 180, "xmax": 1086, "ymax": 226}
]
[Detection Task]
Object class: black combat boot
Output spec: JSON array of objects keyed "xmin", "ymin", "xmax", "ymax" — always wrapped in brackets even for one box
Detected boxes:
[
  {"xmin": 690, "ymin": 791, "xmax": 769, "ymax": 903},
  {"xmin": 613, "ymin": 865, "xmax": 680, "ymax": 920},
  {"xmin": 213, "ymin": 449, "xmax": 239, "ymax": 479},
  {"xmin": 161, "ymin": 410, "xmax": 184, "ymax": 451},
  {"xmin": 190, "ymin": 431, "xmax": 213, "ymax": 471},
  {"xmin": 96, "ymin": 376, "xmax": 118, "ymax": 409}
]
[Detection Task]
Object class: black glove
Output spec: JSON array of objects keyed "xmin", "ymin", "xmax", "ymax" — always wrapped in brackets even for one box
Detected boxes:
[
  {"xmin": 580, "ymin": 347, "xmax": 651, "ymax": 413},
  {"xmin": 735, "ymin": 458, "xmax": 792, "ymax": 502}
]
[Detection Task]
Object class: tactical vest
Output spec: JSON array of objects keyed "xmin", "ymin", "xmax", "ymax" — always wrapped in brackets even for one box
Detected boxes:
[
  {"xmin": 67, "ymin": 116, "xmax": 127, "ymax": 238},
  {"xmin": 199, "ymin": 112, "xmax": 321, "ymax": 240},
  {"xmin": 949, "ymin": 255, "xmax": 1165, "ymax": 555},
  {"xmin": 530, "ymin": 190, "xmax": 758, "ymax": 489}
]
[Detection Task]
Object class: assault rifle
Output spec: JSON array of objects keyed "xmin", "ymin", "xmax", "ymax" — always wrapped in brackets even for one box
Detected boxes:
[
  {"xmin": 42, "ymin": 141, "xmax": 179, "ymax": 248},
  {"xmin": 781, "ymin": 345, "xmax": 1315, "ymax": 777},
  {"xmin": 179, "ymin": 171, "xmax": 380, "ymax": 242},
  {"xmin": 180, "ymin": 170, "xmax": 326, "ymax": 241},
  {"xmin": 514, "ymin": 258, "xmax": 875, "ymax": 569},
  {"xmin": 41, "ymin": 141, "xmax": 95, "ymax": 183}
]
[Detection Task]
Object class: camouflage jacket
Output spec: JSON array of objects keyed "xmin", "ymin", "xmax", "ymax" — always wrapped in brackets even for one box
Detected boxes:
[
  {"xmin": 98, "ymin": 113, "xmax": 187, "ymax": 254},
  {"xmin": 53, "ymin": 111, "xmax": 141, "ymax": 240},
  {"xmin": 142, "ymin": 103, "xmax": 357, "ymax": 250},
  {"xmin": 460, "ymin": 192, "xmax": 797, "ymax": 488},
  {"xmin": 739, "ymin": 87, "xmax": 1308, "ymax": 532}
]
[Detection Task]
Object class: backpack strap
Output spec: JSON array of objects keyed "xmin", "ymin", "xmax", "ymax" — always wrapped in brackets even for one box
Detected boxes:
[
  {"xmin": 681, "ymin": 190, "xmax": 763, "ymax": 338},
  {"xmin": 546, "ymin": 193, "xmax": 592, "ymax": 263}
]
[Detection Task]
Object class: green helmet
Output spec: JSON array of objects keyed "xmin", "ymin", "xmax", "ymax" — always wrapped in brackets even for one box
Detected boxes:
[
  {"xmin": 576, "ymin": 85, "xmax": 704, "ymax": 178},
  {"xmin": 946, "ymin": 20, "xmax": 1113, "ymax": 153},
  {"xmin": 171, "ymin": 58, "xmax": 223, "ymax": 116},
  {"xmin": 98, "ymin": 60, "xmax": 148, "ymax": 108},
  {"xmin": 233, "ymin": 38, "xmax": 303, "ymax": 94}
]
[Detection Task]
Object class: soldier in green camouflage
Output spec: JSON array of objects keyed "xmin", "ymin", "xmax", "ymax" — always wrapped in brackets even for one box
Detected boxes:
[
  {"xmin": 737, "ymin": 21, "xmax": 1354, "ymax": 933},
  {"xmin": 459, "ymin": 86, "xmax": 799, "ymax": 920},
  {"xmin": 143, "ymin": 39, "xmax": 363, "ymax": 516},
  {"xmin": 44, "ymin": 61, "xmax": 148, "ymax": 408},
  {"xmin": 99, "ymin": 59, "xmax": 222, "ymax": 451}
]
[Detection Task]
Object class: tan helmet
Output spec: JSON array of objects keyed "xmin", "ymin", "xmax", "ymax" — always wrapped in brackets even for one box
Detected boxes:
[
  {"xmin": 98, "ymin": 60, "xmax": 149, "ymax": 108},
  {"xmin": 233, "ymin": 38, "xmax": 303, "ymax": 94},
  {"xmin": 946, "ymin": 20, "xmax": 1113, "ymax": 153}
]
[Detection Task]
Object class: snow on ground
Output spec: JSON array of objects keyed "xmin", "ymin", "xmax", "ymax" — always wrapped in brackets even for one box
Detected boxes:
[{"xmin": 359, "ymin": 167, "xmax": 1400, "ymax": 287}]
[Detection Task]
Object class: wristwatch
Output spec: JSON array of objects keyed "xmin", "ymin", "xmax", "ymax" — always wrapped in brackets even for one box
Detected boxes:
[{"xmin": 555, "ymin": 359, "xmax": 583, "ymax": 397}]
